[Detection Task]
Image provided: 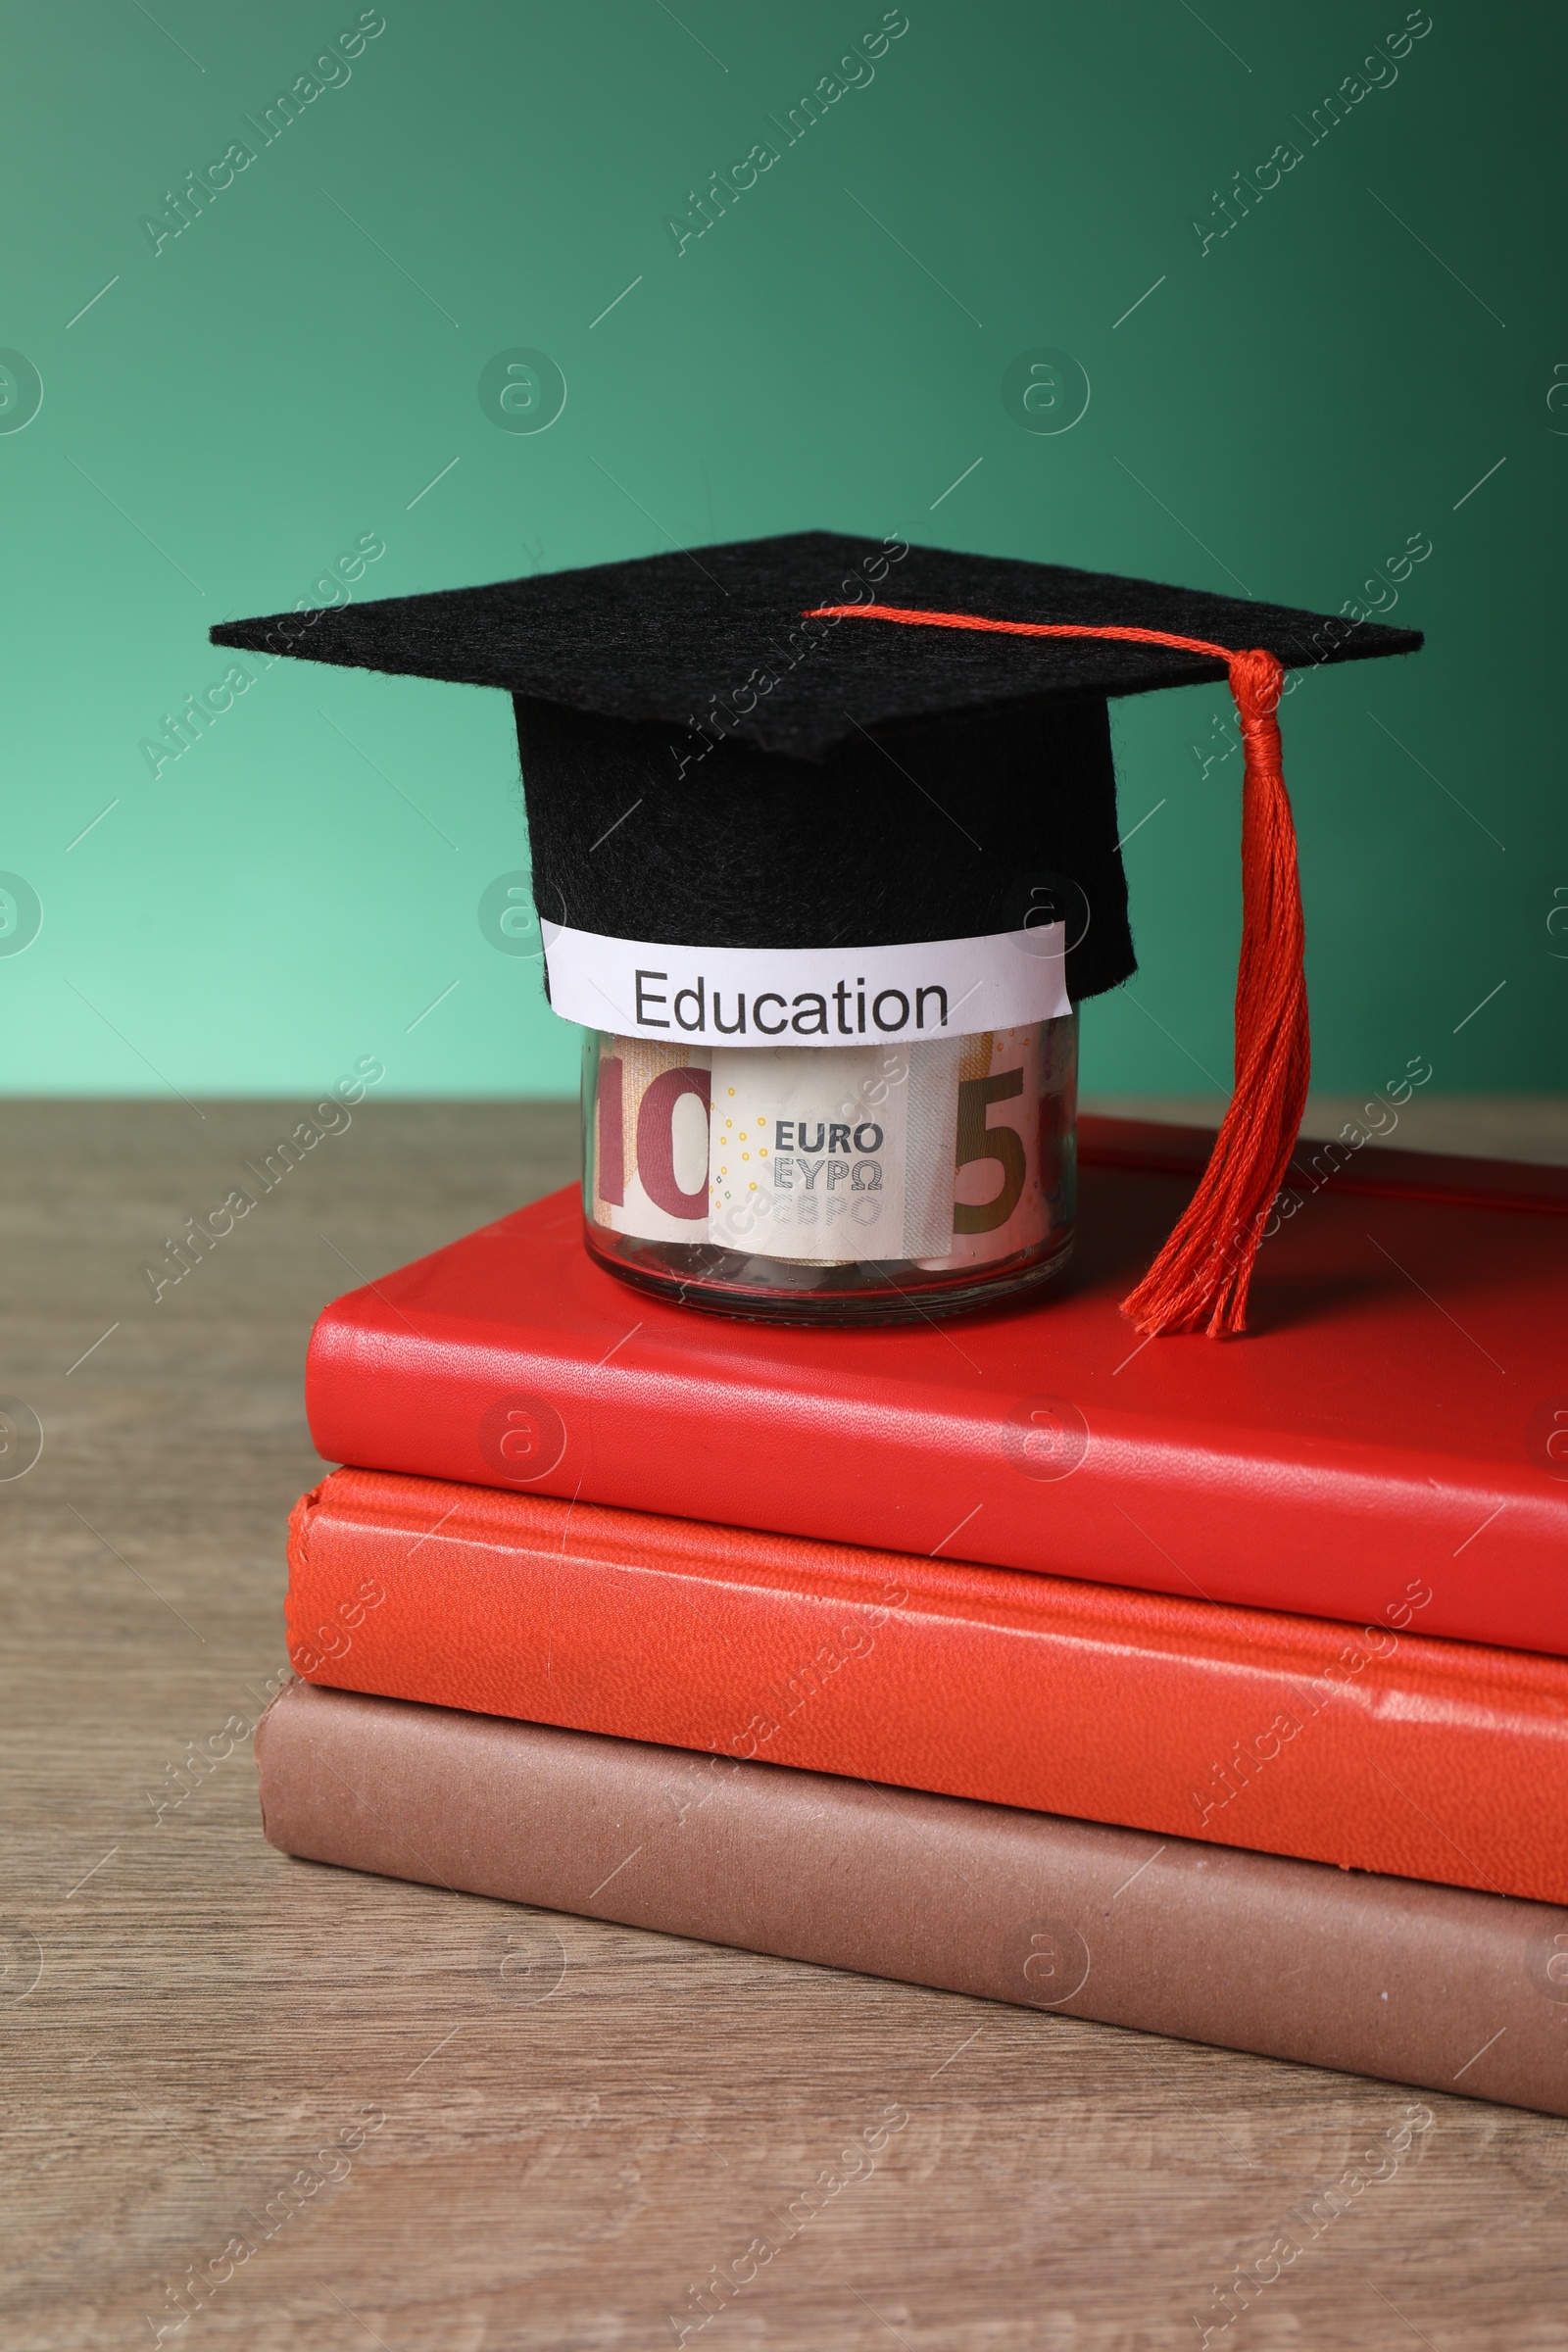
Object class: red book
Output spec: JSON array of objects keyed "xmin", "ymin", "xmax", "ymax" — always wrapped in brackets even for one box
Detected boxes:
[
  {"xmin": 286, "ymin": 1467, "xmax": 1568, "ymax": 1904},
  {"xmin": 306, "ymin": 1119, "xmax": 1568, "ymax": 1654}
]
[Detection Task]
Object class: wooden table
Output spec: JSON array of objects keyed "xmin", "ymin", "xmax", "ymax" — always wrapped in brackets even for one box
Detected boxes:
[{"xmin": 5, "ymin": 1100, "xmax": 1565, "ymax": 2351}]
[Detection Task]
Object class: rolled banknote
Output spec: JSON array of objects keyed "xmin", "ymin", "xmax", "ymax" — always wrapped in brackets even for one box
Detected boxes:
[
  {"xmin": 590, "ymin": 1019, "xmax": 1074, "ymax": 1268},
  {"xmin": 589, "ymin": 1037, "xmax": 713, "ymax": 1243}
]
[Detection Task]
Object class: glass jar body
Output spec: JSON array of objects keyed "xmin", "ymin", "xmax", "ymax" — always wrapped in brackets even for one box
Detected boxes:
[{"xmin": 578, "ymin": 1013, "xmax": 1077, "ymax": 1324}]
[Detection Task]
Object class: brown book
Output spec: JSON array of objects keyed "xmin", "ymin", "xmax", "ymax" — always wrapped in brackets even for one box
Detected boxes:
[{"xmin": 256, "ymin": 1680, "xmax": 1568, "ymax": 2118}]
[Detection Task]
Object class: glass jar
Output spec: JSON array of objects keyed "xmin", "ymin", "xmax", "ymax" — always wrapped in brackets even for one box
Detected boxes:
[{"xmin": 578, "ymin": 1012, "xmax": 1077, "ymax": 1324}]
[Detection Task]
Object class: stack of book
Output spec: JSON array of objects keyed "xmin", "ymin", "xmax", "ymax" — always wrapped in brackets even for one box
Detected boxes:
[{"xmin": 256, "ymin": 1115, "xmax": 1568, "ymax": 2116}]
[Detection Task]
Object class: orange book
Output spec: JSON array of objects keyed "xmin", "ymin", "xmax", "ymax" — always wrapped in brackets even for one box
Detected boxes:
[{"xmin": 287, "ymin": 1467, "xmax": 1568, "ymax": 1904}]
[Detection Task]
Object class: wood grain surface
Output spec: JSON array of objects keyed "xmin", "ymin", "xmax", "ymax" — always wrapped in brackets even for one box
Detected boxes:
[{"xmin": 4, "ymin": 1099, "xmax": 1566, "ymax": 2352}]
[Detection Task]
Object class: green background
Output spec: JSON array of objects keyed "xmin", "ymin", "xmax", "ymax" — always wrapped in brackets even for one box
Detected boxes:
[{"xmin": 3, "ymin": 0, "xmax": 1562, "ymax": 1099}]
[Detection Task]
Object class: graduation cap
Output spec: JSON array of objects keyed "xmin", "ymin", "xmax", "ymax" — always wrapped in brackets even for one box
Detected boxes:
[{"xmin": 212, "ymin": 529, "xmax": 1421, "ymax": 1338}]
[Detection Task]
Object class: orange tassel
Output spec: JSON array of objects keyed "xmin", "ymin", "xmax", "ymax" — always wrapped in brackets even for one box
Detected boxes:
[{"xmin": 803, "ymin": 605, "xmax": 1311, "ymax": 1337}]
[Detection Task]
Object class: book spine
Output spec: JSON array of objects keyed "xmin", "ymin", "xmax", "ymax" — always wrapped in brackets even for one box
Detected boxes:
[
  {"xmin": 283, "ymin": 1471, "xmax": 1568, "ymax": 1906},
  {"xmin": 255, "ymin": 1682, "xmax": 1568, "ymax": 2119}
]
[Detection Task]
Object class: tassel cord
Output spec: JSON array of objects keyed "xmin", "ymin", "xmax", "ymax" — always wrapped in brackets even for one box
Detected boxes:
[{"xmin": 804, "ymin": 605, "xmax": 1312, "ymax": 1336}]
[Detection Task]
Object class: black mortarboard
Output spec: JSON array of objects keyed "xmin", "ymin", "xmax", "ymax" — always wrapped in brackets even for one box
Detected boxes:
[{"xmin": 213, "ymin": 530, "xmax": 1422, "ymax": 1337}]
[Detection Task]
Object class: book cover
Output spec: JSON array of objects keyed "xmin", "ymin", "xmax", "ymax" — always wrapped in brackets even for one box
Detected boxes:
[
  {"xmin": 286, "ymin": 1467, "xmax": 1568, "ymax": 1903},
  {"xmin": 256, "ymin": 1679, "xmax": 1568, "ymax": 2120},
  {"xmin": 305, "ymin": 1120, "xmax": 1568, "ymax": 1654}
]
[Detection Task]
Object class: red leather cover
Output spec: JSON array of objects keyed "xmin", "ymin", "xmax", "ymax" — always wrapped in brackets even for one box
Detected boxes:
[
  {"xmin": 286, "ymin": 1467, "xmax": 1568, "ymax": 1903},
  {"xmin": 305, "ymin": 1120, "xmax": 1568, "ymax": 1653}
]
